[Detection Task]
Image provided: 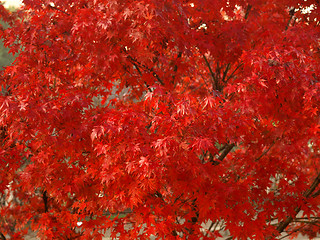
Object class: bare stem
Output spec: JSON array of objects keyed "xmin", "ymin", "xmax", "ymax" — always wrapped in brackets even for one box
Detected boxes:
[
  {"xmin": 0, "ymin": 233, "xmax": 6, "ymax": 240},
  {"xmin": 276, "ymin": 172, "xmax": 320, "ymax": 233},
  {"xmin": 203, "ymin": 54, "xmax": 219, "ymax": 91},
  {"xmin": 43, "ymin": 190, "xmax": 48, "ymax": 213}
]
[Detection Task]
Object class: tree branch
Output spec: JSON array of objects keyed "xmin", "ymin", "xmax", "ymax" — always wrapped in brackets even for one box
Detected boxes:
[
  {"xmin": 203, "ymin": 54, "xmax": 219, "ymax": 91},
  {"xmin": 43, "ymin": 190, "xmax": 48, "ymax": 213},
  {"xmin": 48, "ymin": 5, "xmax": 70, "ymax": 16},
  {"xmin": 221, "ymin": 63, "xmax": 231, "ymax": 83},
  {"xmin": 276, "ymin": 172, "xmax": 320, "ymax": 233},
  {"xmin": 278, "ymin": 224, "xmax": 306, "ymax": 240},
  {"xmin": 127, "ymin": 55, "xmax": 164, "ymax": 86},
  {"xmin": 303, "ymin": 172, "xmax": 320, "ymax": 198},
  {"xmin": 205, "ymin": 221, "xmax": 215, "ymax": 237},
  {"xmin": 285, "ymin": 7, "xmax": 295, "ymax": 31},
  {"xmin": 128, "ymin": 59, "xmax": 152, "ymax": 92},
  {"xmin": 311, "ymin": 188, "xmax": 320, "ymax": 198},
  {"xmin": 210, "ymin": 143, "xmax": 235, "ymax": 165},
  {"xmin": 205, "ymin": 220, "xmax": 221, "ymax": 237},
  {"xmin": 226, "ymin": 63, "xmax": 243, "ymax": 82},
  {"xmin": 172, "ymin": 52, "xmax": 182, "ymax": 75},
  {"xmin": 255, "ymin": 142, "xmax": 275, "ymax": 162},
  {"xmin": 244, "ymin": 4, "xmax": 252, "ymax": 20},
  {"xmin": 0, "ymin": 233, "xmax": 6, "ymax": 240},
  {"xmin": 218, "ymin": 143, "xmax": 235, "ymax": 161}
]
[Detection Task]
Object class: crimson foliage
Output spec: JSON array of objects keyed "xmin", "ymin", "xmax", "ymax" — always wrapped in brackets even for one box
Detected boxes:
[{"xmin": 1, "ymin": 0, "xmax": 320, "ymax": 239}]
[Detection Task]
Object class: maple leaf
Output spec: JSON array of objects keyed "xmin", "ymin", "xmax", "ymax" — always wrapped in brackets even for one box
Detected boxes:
[
  {"xmin": 91, "ymin": 126, "xmax": 105, "ymax": 141},
  {"xmin": 192, "ymin": 137, "xmax": 213, "ymax": 152},
  {"xmin": 202, "ymin": 96, "xmax": 217, "ymax": 109}
]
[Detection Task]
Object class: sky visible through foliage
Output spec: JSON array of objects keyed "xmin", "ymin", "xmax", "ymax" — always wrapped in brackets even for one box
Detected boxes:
[{"xmin": 1, "ymin": 0, "xmax": 22, "ymax": 8}]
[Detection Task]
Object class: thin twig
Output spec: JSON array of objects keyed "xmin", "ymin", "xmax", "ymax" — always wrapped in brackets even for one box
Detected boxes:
[
  {"xmin": 255, "ymin": 142, "xmax": 275, "ymax": 162},
  {"xmin": 304, "ymin": 173, "xmax": 320, "ymax": 198},
  {"xmin": 276, "ymin": 172, "xmax": 320, "ymax": 233},
  {"xmin": 285, "ymin": 7, "xmax": 295, "ymax": 31},
  {"xmin": 244, "ymin": 4, "xmax": 252, "ymax": 20},
  {"xmin": 172, "ymin": 51, "xmax": 182, "ymax": 81},
  {"xmin": 48, "ymin": 5, "xmax": 70, "ymax": 16},
  {"xmin": 203, "ymin": 54, "xmax": 219, "ymax": 90},
  {"xmin": 221, "ymin": 63, "xmax": 231, "ymax": 83},
  {"xmin": 294, "ymin": 217, "xmax": 320, "ymax": 220},
  {"xmin": 205, "ymin": 221, "xmax": 215, "ymax": 237},
  {"xmin": 127, "ymin": 55, "xmax": 164, "ymax": 86},
  {"xmin": 293, "ymin": 220, "xmax": 320, "ymax": 225},
  {"xmin": 226, "ymin": 63, "xmax": 243, "ymax": 81},
  {"xmin": 127, "ymin": 56, "xmax": 155, "ymax": 91},
  {"xmin": 278, "ymin": 224, "xmax": 306, "ymax": 240},
  {"xmin": 213, "ymin": 220, "xmax": 220, "ymax": 231}
]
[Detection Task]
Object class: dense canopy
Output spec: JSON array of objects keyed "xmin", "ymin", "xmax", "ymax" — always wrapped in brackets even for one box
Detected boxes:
[{"xmin": 1, "ymin": 0, "xmax": 320, "ymax": 239}]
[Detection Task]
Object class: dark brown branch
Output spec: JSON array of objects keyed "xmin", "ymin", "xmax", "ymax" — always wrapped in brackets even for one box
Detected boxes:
[
  {"xmin": 210, "ymin": 143, "xmax": 235, "ymax": 165},
  {"xmin": 205, "ymin": 221, "xmax": 215, "ymax": 237},
  {"xmin": 0, "ymin": 233, "xmax": 6, "ymax": 240},
  {"xmin": 285, "ymin": 7, "xmax": 295, "ymax": 30},
  {"xmin": 218, "ymin": 143, "xmax": 235, "ymax": 161},
  {"xmin": 293, "ymin": 220, "xmax": 320, "ymax": 225},
  {"xmin": 226, "ymin": 63, "xmax": 243, "ymax": 82},
  {"xmin": 127, "ymin": 55, "xmax": 164, "ymax": 86},
  {"xmin": 131, "ymin": 61, "xmax": 143, "ymax": 75},
  {"xmin": 151, "ymin": 71, "xmax": 164, "ymax": 86},
  {"xmin": 127, "ymin": 57, "xmax": 153, "ymax": 91},
  {"xmin": 43, "ymin": 190, "xmax": 48, "ymax": 213},
  {"xmin": 173, "ymin": 52, "xmax": 182, "ymax": 73},
  {"xmin": 219, "ymin": 144, "xmax": 227, "ymax": 152},
  {"xmin": 294, "ymin": 217, "xmax": 320, "ymax": 220},
  {"xmin": 278, "ymin": 224, "xmax": 306, "ymax": 240},
  {"xmin": 221, "ymin": 63, "xmax": 231, "ymax": 83},
  {"xmin": 203, "ymin": 54, "xmax": 219, "ymax": 90},
  {"xmin": 276, "ymin": 172, "xmax": 320, "ymax": 233},
  {"xmin": 304, "ymin": 172, "xmax": 320, "ymax": 198},
  {"xmin": 173, "ymin": 193, "xmax": 184, "ymax": 204},
  {"xmin": 276, "ymin": 206, "xmax": 301, "ymax": 233},
  {"xmin": 244, "ymin": 4, "xmax": 252, "ymax": 20},
  {"xmin": 205, "ymin": 220, "xmax": 220, "ymax": 237},
  {"xmin": 311, "ymin": 188, "xmax": 320, "ymax": 198},
  {"xmin": 172, "ymin": 51, "xmax": 182, "ymax": 82},
  {"xmin": 255, "ymin": 142, "xmax": 275, "ymax": 162},
  {"xmin": 48, "ymin": 5, "xmax": 70, "ymax": 16}
]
